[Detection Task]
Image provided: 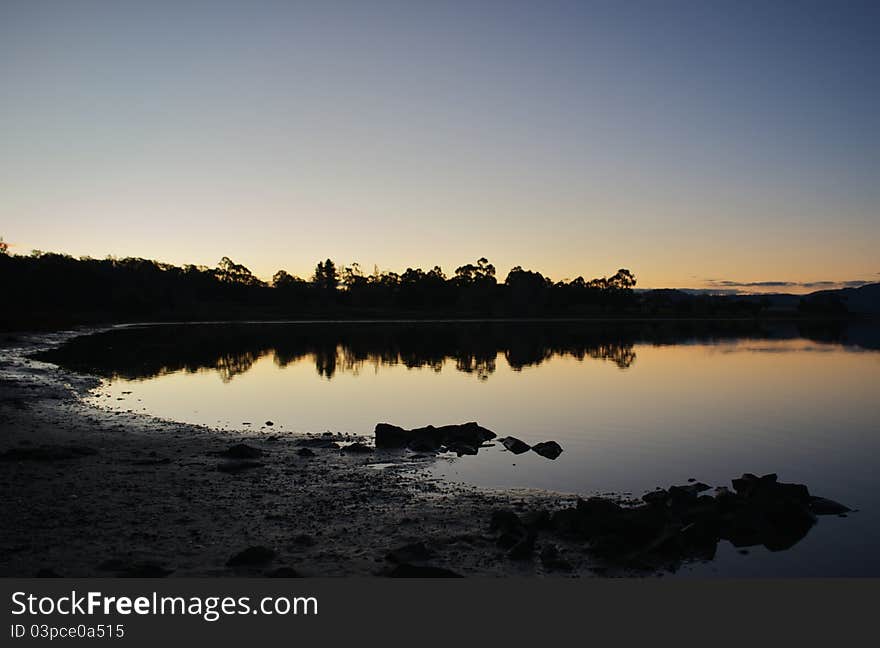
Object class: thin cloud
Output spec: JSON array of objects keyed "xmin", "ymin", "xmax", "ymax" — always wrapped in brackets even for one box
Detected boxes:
[
  {"xmin": 711, "ymin": 280, "xmax": 796, "ymax": 288},
  {"xmin": 704, "ymin": 278, "xmax": 874, "ymax": 291}
]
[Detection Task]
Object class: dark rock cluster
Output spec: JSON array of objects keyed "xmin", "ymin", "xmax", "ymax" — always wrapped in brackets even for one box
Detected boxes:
[
  {"xmin": 374, "ymin": 423, "xmax": 565, "ymax": 460},
  {"xmin": 374, "ymin": 422, "xmax": 496, "ymax": 455},
  {"xmin": 490, "ymin": 473, "xmax": 852, "ymax": 571}
]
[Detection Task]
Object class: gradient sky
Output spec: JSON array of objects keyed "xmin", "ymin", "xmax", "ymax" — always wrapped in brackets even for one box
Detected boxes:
[{"xmin": 1, "ymin": 0, "xmax": 878, "ymax": 291}]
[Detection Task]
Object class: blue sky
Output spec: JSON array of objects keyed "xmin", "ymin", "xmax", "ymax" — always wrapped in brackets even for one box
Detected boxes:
[{"xmin": 1, "ymin": 0, "xmax": 878, "ymax": 290}]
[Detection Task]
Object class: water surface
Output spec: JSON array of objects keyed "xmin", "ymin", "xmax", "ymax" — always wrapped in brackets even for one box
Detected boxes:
[{"xmin": 41, "ymin": 320, "xmax": 880, "ymax": 576}]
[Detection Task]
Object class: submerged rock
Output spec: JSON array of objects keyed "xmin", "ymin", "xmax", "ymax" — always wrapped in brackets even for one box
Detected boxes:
[
  {"xmin": 500, "ymin": 436, "xmax": 531, "ymax": 455},
  {"xmin": 296, "ymin": 447, "xmax": 316, "ymax": 458},
  {"xmin": 500, "ymin": 472, "xmax": 851, "ymax": 572},
  {"xmin": 531, "ymin": 441, "xmax": 563, "ymax": 460}
]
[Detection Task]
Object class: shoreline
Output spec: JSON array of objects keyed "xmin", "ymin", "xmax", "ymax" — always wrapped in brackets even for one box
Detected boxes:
[
  {"xmin": 4, "ymin": 312, "xmax": 876, "ymax": 335},
  {"xmin": 1, "ymin": 326, "xmax": 859, "ymax": 577},
  {"xmin": 0, "ymin": 329, "xmax": 589, "ymax": 578}
]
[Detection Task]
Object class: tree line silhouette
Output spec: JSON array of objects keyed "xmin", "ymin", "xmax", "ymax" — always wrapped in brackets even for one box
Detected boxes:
[{"xmin": 0, "ymin": 245, "xmax": 837, "ymax": 329}]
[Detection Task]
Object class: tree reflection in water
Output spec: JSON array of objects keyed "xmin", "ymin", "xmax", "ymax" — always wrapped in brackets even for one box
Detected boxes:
[{"xmin": 38, "ymin": 319, "xmax": 869, "ymax": 382}]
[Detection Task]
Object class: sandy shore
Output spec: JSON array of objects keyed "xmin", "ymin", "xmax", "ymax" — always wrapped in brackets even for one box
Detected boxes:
[{"xmin": 0, "ymin": 329, "xmax": 592, "ymax": 577}]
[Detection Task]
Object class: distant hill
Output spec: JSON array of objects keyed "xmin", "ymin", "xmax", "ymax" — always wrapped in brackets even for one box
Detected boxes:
[
  {"xmin": 805, "ymin": 282, "xmax": 880, "ymax": 314},
  {"xmin": 640, "ymin": 283, "xmax": 880, "ymax": 316}
]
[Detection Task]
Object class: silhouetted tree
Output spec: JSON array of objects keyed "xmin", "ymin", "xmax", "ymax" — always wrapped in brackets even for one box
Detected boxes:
[
  {"xmin": 216, "ymin": 257, "xmax": 264, "ymax": 286},
  {"xmin": 271, "ymin": 270, "xmax": 305, "ymax": 289},
  {"xmin": 454, "ymin": 257, "xmax": 496, "ymax": 287},
  {"xmin": 608, "ymin": 268, "xmax": 637, "ymax": 290},
  {"xmin": 504, "ymin": 266, "xmax": 551, "ymax": 314},
  {"xmin": 341, "ymin": 262, "xmax": 368, "ymax": 290},
  {"xmin": 0, "ymin": 237, "xmax": 8, "ymax": 256},
  {"xmin": 313, "ymin": 259, "xmax": 339, "ymax": 291}
]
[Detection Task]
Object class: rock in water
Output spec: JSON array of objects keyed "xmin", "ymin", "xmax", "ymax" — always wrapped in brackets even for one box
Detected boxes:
[
  {"xmin": 440, "ymin": 422, "xmax": 497, "ymax": 445},
  {"xmin": 373, "ymin": 423, "xmax": 410, "ymax": 447},
  {"xmin": 227, "ymin": 546, "xmax": 277, "ymax": 567},
  {"xmin": 528, "ymin": 471, "xmax": 850, "ymax": 569},
  {"xmin": 374, "ymin": 422, "xmax": 496, "ymax": 449},
  {"xmin": 500, "ymin": 436, "xmax": 531, "ymax": 454},
  {"xmin": 531, "ymin": 441, "xmax": 563, "ymax": 460}
]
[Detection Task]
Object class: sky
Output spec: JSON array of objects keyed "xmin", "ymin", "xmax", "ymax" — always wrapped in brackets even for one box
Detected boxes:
[{"xmin": 1, "ymin": 0, "xmax": 878, "ymax": 292}]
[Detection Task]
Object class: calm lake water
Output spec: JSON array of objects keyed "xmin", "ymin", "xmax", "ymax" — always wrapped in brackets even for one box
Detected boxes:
[{"xmin": 42, "ymin": 320, "xmax": 880, "ymax": 576}]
